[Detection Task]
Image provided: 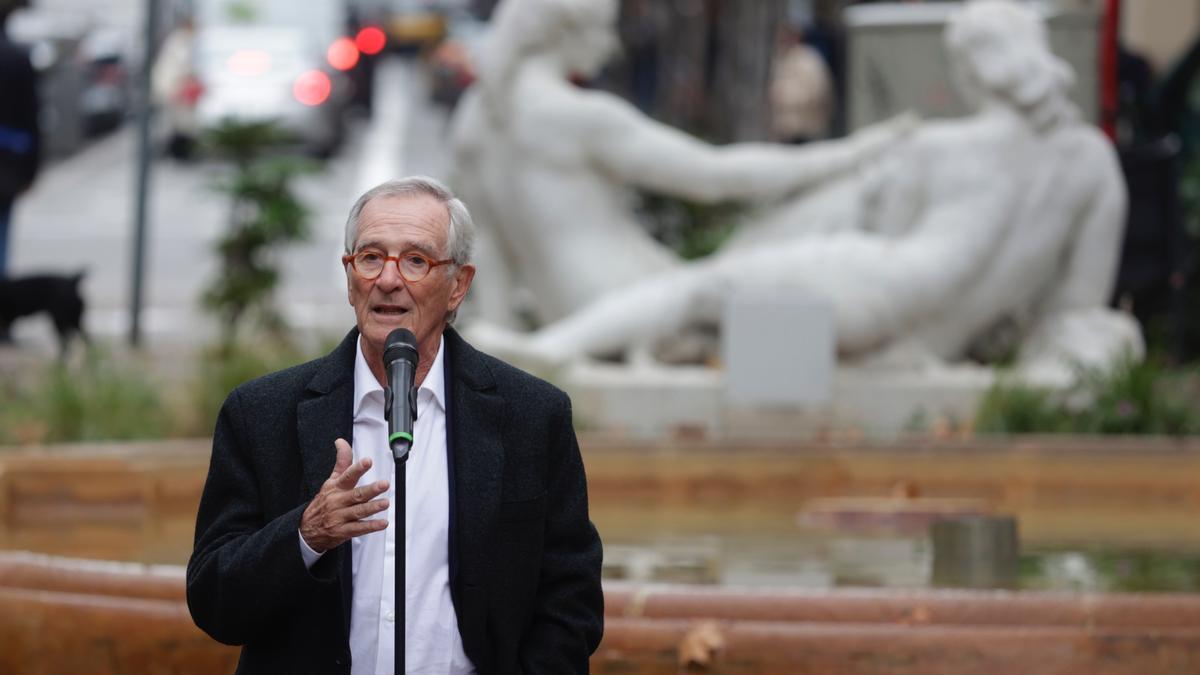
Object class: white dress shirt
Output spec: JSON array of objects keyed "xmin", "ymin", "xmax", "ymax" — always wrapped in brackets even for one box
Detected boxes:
[{"xmin": 301, "ymin": 335, "xmax": 474, "ymax": 674}]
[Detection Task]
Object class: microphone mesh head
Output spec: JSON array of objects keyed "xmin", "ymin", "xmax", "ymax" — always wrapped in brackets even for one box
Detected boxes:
[{"xmin": 383, "ymin": 328, "xmax": 419, "ymax": 367}]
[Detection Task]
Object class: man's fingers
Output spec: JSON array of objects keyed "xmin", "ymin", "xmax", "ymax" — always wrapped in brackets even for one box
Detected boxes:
[
  {"xmin": 332, "ymin": 438, "xmax": 353, "ymax": 477},
  {"xmin": 336, "ymin": 456, "xmax": 373, "ymax": 490},
  {"xmin": 329, "ymin": 497, "xmax": 389, "ymax": 525},
  {"xmin": 330, "ymin": 479, "xmax": 389, "ymax": 510},
  {"xmin": 340, "ymin": 517, "xmax": 389, "ymax": 539},
  {"xmin": 303, "ymin": 496, "xmax": 390, "ymax": 550},
  {"xmin": 350, "ymin": 498, "xmax": 389, "ymax": 521}
]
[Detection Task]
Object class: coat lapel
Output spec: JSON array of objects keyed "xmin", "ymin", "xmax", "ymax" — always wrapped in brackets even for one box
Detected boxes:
[
  {"xmin": 296, "ymin": 328, "xmax": 358, "ymax": 638},
  {"xmin": 297, "ymin": 329, "xmax": 358, "ymax": 499},
  {"xmin": 445, "ymin": 328, "xmax": 506, "ymax": 582}
]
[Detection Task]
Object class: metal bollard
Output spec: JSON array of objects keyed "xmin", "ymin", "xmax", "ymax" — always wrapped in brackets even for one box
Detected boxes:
[{"xmin": 931, "ymin": 515, "xmax": 1019, "ymax": 590}]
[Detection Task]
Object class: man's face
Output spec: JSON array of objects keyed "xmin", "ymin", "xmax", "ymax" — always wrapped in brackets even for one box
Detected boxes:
[{"xmin": 346, "ymin": 193, "xmax": 474, "ymax": 366}]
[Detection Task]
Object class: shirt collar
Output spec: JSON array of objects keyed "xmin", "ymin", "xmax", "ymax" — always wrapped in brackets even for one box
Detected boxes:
[
  {"xmin": 421, "ymin": 334, "xmax": 447, "ymax": 413},
  {"xmin": 353, "ymin": 334, "xmax": 446, "ymax": 418},
  {"xmin": 353, "ymin": 336, "xmax": 383, "ymax": 420}
]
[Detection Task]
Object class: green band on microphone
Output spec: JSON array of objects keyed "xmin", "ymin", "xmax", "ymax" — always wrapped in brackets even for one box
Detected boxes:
[{"xmin": 389, "ymin": 431, "xmax": 413, "ymax": 444}]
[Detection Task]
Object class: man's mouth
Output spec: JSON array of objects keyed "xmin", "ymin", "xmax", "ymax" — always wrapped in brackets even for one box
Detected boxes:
[{"xmin": 372, "ymin": 305, "xmax": 409, "ymax": 317}]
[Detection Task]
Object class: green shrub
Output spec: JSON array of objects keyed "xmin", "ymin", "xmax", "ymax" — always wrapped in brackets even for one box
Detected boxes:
[
  {"xmin": 974, "ymin": 383, "xmax": 1071, "ymax": 434},
  {"xmin": 975, "ymin": 355, "xmax": 1200, "ymax": 436},
  {"xmin": 1072, "ymin": 356, "xmax": 1199, "ymax": 435},
  {"xmin": 635, "ymin": 191, "xmax": 741, "ymax": 260},
  {"xmin": 0, "ymin": 351, "xmax": 174, "ymax": 445},
  {"xmin": 184, "ymin": 339, "xmax": 315, "ymax": 437},
  {"xmin": 203, "ymin": 120, "xmax": 315, "ymax": 345},
  {"xmin": 1091, "ymin": 550, "xmax": 1200, "ymax": 593},
  {"xmin": 0, "ymin": 337, "xmax": 336, "ymax": 445}
]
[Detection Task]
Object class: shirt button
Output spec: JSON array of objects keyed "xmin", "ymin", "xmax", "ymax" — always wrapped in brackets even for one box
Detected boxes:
[{"xmin": 385, "ymin": 610, "xmax": 395, "ymax": 622}]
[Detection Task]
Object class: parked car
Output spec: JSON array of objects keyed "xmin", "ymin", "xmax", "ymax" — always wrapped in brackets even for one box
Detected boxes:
[
  {"xmin": 8, "ymin": 9, "xmax": 133, "ymax": 156},
  {"xmin": 155, "ymin": 25, "xmax": 350, "ymax": 158},
  {"xmin": 77, "ymin": 27, "xmax": 131, "ymax": 134}
]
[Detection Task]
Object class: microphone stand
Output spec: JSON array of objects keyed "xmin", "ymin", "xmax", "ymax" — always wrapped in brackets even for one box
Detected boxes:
[
  {"xmin": 386, "ymin": 388, "xmax": 412, "ymax": 675},
  {"xmin": 395, "ymin": 453, "xmax": 407, "ymax": 675},
  {"xmin": 383, "ymin": 328, "xmax": 417, "ymax": 675}
]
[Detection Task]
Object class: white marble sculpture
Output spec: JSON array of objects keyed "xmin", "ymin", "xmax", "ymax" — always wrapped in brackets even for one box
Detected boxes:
[
  {"xmin": 466, "ymin": 0, "xmax": 1143, "ymax": 384},
  {"xmin": 450, "ymin": 0, "xmax": 911, "ymax": 326}
]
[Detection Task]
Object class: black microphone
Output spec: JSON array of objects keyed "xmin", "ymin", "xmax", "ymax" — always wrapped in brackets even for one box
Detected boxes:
[{"xmin": 383, "ymin": 328, "xmax": 419, "ymax": 463}]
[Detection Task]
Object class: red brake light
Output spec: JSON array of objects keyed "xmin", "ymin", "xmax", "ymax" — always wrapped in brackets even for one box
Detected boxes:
[
  {"xmin": 355, "ymin": 26, "xmax": 387, "ymax": 56},
  {"xmin": 327, "ymin": 37, "xmax": 359, "ymax": 71},
  {"xmin": 293, "ymin": 70, "xmax": 332, "ymax": 106}
]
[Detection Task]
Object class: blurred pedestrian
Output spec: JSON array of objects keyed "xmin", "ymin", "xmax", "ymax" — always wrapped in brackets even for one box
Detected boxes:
[
  {"xmin": 769, "ymin": 22, "xmax": 833, "ymax": 143},
  {"xmin": 151, "ymin": 17, "xmax": 197, "ymax": 159},
  {"xmin": 620, "ymin": 0, "xmax": 668, "ymax": 114},
  {"xmin": 0, "ymin": 0, "xmax": 41, "ymax": 282}
]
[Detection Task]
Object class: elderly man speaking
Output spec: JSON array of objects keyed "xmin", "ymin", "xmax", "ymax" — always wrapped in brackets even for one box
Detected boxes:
[{"xmin": 187, "ymin": 176, "xmax": 604, "ymax": 674}]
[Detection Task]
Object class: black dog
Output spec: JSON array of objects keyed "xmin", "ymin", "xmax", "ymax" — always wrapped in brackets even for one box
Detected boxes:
[{"xmin": 0, "ymin": 272, "xmax": 88, "ymax": 356}]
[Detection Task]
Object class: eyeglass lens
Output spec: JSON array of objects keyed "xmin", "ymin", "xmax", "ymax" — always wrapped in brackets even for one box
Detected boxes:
[{"xmin": 356, "ymin": 251, "xmax": 431, "ymax": 281}]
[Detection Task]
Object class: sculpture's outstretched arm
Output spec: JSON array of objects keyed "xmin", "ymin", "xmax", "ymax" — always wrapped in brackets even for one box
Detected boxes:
[
  {"xmin": 574, "ymin": 90, "xmax": 911, "ymax": 204},
  {"xmin": 523, "ymin": 171, "xmax": 1017, "ymax": 363}
]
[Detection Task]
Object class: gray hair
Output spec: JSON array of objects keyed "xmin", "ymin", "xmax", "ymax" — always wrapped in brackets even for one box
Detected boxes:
[
  {"xmin": 343, "ymin": 176, "xmax": 476, "ymax": 323},
  {"xmin": 343, "ymin": 175, "xmax": 476, "ymax": 265}
]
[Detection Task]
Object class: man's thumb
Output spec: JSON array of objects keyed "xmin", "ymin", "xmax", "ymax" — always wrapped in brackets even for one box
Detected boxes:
[{"xmin": 332, "ymin": 438, "xmax": 352, "ymax": 476}]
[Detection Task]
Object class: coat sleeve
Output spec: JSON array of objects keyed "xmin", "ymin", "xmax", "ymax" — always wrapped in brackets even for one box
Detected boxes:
[
  {"xmin": 20, "ymin": 52, "xmax": 39, "ymax": 185},
  {"xmin": 519, "ymin": 396, "xmax": 605, "ymax": 673},
  {"xmin": 186, "ymin": 389, "xmax": 340, "ymax": 646}
]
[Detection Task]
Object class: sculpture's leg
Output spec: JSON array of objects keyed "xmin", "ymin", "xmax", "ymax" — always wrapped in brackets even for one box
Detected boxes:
[{"xmin": 529, "ymin": 266, "xmax": 716, "ymax": 361}]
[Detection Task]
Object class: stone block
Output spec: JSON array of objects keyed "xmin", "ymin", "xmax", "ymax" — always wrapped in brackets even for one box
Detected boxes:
[{"xmin": 722, "ymin": 291, "xmax": 835, "ymax": 408}]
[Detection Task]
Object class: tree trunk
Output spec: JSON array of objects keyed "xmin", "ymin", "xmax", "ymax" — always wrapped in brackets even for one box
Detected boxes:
[
  {"xmin": 654, "ymin": 0, "xmax": 712, "ymax": 135},
  {"xmin": 711, "ymin": 0, "xmax": 786, "ymax": 141}
]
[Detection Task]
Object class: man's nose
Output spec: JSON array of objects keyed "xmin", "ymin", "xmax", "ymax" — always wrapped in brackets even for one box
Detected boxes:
[{"xmin": 375, "ymin": 259, "xmax": 407, "ymax": 291}]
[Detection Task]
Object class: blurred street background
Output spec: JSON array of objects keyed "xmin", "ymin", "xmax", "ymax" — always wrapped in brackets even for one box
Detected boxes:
[
  {"xmin": 3, "ymin": 0, "xmax": 1198, "ymax": 358},
  {"xmin": 5, "ymin": 0, "xmax": 466, "ymax": 354},
  {"xmin": 8, "ymin": 58, "xmax": 447, "ymax": 348}
]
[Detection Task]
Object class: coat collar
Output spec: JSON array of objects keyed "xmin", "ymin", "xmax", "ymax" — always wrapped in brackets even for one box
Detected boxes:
[
  {"xmin": 298, "ymin": 327, "xmax": 358, "ymax": 498},
  {"xmin": 443, "ymin": 327, "xmax": 506, "ymax": 583},
  {"xmin": 295, "ymin": 328, "xmax": 359, "ymax": 640}
]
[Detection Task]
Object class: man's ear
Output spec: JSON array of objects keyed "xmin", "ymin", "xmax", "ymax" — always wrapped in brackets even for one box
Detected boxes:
[{"xmin": 448, "ymin": 264, "xmax": 476, "ymax": 311}]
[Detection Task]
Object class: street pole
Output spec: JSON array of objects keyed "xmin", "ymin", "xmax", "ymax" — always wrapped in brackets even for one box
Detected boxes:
[{"xmin": 130, "ymin": 0, "xmax": 160, "ymax": 347}]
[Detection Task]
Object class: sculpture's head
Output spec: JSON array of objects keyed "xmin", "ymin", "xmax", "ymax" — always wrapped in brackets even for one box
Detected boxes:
[
  {"xmin": 945, "ymin": 0, "xmax": 1077, "ymax": 130},
  {"xmin": 486, "ymin": 0, "xmax": 619, "ymax": 80},
  {"xmin": 550, "ymin": 0, "xmax": 620, "ymax": 78}
]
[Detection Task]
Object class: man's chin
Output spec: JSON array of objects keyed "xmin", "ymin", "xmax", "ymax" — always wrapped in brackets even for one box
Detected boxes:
[{"xmin": 363, "ymin": 317, "xmax": 414, "ymax": 345}]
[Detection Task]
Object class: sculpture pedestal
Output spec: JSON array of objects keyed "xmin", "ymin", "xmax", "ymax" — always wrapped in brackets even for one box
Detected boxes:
[{"xmin": 561, "ymin": 361, "xmax": 998, "ymax": 439}]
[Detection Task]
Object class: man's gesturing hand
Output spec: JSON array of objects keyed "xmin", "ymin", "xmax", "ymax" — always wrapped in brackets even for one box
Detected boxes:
[{"xmin": 300, "ymin": 438, "xmax": 389, "ymax": 553}]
